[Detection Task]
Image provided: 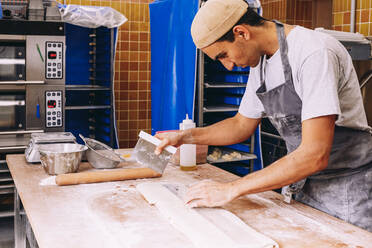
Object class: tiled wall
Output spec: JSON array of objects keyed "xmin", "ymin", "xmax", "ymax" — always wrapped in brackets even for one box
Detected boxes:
[
  {"xmin": 64, "ymin": 0, "xmax": 152, "ymax": 148},
  {"xmin": 65, "ymin": 0, "xmax": 371, "ymax": 148},
  {"xmin": 333, "ymin": 0, "xmax": 372, "ymax": 36},
  {"xmin": 260, "ymin": 0, "xmax": 313, "ymax": 28},
  {"xmin": 261, "ymin": 0, "xmax": 372, "ymax": 35}
]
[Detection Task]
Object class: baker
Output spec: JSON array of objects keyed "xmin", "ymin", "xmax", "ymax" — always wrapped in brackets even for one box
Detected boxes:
[{"xmin": 155, "ymin": 0, "xmax": 372, "ymax": 232}]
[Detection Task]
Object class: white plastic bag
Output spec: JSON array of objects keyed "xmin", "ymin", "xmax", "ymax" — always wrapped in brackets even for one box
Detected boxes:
[{"xmin": 58, "ymin": 4, "xmax": 127, "ymax": 28}]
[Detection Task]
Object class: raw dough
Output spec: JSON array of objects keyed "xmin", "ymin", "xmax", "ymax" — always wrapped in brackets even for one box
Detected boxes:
[
  {"xmin": 207, "ymin": 148, "xmax": 222, "ymax": 161},
  {"xmin": 136, "ymin": 183, "xmax": 279, "ymax": 248}
]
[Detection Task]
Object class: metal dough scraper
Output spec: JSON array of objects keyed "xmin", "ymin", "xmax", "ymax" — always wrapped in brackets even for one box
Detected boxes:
[{"xmin": 133, "ymin": 131, "xmax": 177, "ymax": 175}]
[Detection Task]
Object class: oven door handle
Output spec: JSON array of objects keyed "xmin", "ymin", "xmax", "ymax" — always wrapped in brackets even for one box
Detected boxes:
[
  {"xmin": 0, "ymin": 81, "xmax": 44, "ymax": 85},
  {"xmin": 0, "ymin": 100, "xmax": 25, "ymax": 106},
  {"xmin": 0, "ymin": 130, "xmax": 44, "ymax": 135}
]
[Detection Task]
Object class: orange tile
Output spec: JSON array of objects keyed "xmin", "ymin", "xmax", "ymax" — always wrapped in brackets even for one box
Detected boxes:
[
  {"xmin": 129, "ymin": 42, "xmax": 139, "ymax": 51},
  {"xmin": 343, "ymin": 12, "xmax": 351, "ymax": 25},
  {"xmin": 334, "ymin": 12, "xmax": 343, "ymax": 25},
  {"xmin": 342, "ymin": 25, "xmax": 351, "ymax": 32},
  {"xmin": 361, "ymin": 9, "xmax": 369, "ymax": 22},
  {"xmin": 362, "ymin": 0, "xmax": 369, "ymax": 9},
  {"xmin": 360, "ymin": 23, "xmax": 369, "ymax": 35},
  {"xmin": 129, "ymin": 32, "xmax": 139, "ymax": 41}
]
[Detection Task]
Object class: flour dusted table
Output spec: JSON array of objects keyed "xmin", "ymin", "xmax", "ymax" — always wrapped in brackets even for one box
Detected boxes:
[{"xmin": 6, "ymin": 150, "xmax": 372, "ymax": 248}]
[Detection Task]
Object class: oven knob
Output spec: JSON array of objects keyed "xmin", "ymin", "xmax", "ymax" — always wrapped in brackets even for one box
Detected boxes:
[
  {"xmin": 18, "ymin": 74, "xmax": 23, "ymax": 78},
  {"xmin": 18, "ymin": 52, "xmax": 23, "ymax": 56},
  {"xmin": 47, "ymin": 122, "xmax": 51, "ymax": 126},
  {"xmin": 18, "ymin": 124, "xmax": 22, "ymax": 128}
]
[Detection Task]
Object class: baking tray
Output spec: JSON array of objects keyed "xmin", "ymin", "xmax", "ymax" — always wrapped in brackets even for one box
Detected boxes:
[{"xmin": 207, "ymin": 146, "xmax": 256, "ymax": 164}]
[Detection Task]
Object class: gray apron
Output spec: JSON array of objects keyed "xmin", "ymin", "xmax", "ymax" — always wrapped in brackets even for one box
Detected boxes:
[{"xmin": 256, "ymin": 20, "xmax": 372, "ymax": 231}]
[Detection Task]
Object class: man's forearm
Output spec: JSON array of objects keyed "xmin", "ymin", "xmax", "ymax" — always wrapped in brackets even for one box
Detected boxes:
[
  {"xmin": 229, "ymin": 140, "xmax": 331, "ymax": 199},
  {"xmin": 182, "ymin": 114, "xmax": 260, "ymax": 146}
]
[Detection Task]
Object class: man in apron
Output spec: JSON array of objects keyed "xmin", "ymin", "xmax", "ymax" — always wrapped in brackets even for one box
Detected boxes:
[{"xmin": 155, "ymin": 0, "xmax": 372, "ymax": 231}]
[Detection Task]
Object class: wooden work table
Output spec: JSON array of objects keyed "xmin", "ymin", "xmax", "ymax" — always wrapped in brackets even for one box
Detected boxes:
[{"xmin": 7, "ymin": 150, "xmax": 372, "ymax": 248}]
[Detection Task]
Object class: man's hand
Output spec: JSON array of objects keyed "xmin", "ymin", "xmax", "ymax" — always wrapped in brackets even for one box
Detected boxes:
[
  {"xmin": 184, "ymin": 180, "xmax": 237, "ymax": 208},
  {"xmin": 154, "ymin": 131, "xmax": 185, "ymax": 155}
]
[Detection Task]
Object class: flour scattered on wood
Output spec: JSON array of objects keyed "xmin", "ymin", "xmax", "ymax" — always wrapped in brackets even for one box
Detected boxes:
[{"xmin": 39, "ymin": 176, "xmax": 56, "ymax": 186}]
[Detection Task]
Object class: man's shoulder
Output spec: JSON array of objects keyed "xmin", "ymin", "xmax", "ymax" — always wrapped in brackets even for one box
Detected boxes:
[{"xmin": 287, "ymin": 26, "xmax": 347, "ymax": 66}]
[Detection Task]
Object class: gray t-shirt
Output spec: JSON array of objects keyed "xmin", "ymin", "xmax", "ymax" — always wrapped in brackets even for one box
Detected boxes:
[{"xmin": 238, "ymin": 25, "xmax": 371, "ymax": 132}]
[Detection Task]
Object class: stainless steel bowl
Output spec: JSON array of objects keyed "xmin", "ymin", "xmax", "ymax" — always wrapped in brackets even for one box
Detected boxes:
[
  {"xmin": 39, "ymin": 143, "xmax": 87, "ymax": 175},
  {"xmin": 79, "ymin": 134, "xmax": 124, "ymax": 169}
]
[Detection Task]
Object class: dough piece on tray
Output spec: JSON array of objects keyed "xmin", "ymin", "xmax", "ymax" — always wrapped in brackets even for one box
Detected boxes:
[{"xmin": 136, "ymin": 182, "xmax": 279, "ymax": 248}]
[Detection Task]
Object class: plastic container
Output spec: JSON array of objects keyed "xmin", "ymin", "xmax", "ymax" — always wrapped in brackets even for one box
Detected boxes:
[{"xmin": 179, "ymin": 114, "xmax": 196, "ymax": 171}]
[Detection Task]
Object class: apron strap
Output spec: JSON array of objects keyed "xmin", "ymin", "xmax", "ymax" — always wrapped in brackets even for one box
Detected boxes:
[
  {"xmin": 259, "ymin": 56, "xmax": 266, "ymax": 91},
  {"xmin": 273, "ymin": 20, "xmax": 294, "ymax": 85}
]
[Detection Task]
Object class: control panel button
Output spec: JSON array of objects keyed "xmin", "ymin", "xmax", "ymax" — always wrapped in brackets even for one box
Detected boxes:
[
  {"xmin": 45, "ymin": 42, "xmax": 63, "ymax": 79},
  {"xmin": 45, "ymin": 90, "xmax": 63, "ymax": 128}
]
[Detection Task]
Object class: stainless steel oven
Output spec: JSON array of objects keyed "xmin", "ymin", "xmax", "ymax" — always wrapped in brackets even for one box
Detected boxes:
[
  {"xmin": 0, "ymin": 20, "xmax": 66, "ymax": 152},
  {"xmin": 0, "ymin": 90, "xmax": 26, "ymax": 131}
]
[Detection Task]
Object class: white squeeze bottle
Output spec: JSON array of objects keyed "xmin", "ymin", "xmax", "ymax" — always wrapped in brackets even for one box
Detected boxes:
[{"xmin": 180, "ymin": 114, "xmax": 196, "ymax": 171}]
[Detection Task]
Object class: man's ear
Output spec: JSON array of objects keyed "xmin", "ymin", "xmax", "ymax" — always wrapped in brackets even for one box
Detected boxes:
[{"xmin": 233, "ymin": 25, "xmax": 250, "ymax": 41}]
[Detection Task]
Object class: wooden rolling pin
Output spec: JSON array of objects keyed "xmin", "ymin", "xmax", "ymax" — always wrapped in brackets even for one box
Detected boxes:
[{"xmin": 55, "ymin": 168, "xmax": 162, "ymax": 186}]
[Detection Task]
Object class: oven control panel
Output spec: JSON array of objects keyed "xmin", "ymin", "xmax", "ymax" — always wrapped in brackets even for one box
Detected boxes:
[
  {"xmin": 45, "ymin": 41, "xmax": 63, "ymax": 79},
  {"xmin": 45, "ymin": 91, "xmax": 62, "ymax": 128}
]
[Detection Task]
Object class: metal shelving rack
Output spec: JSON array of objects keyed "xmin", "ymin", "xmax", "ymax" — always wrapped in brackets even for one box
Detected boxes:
[
  {"xmin": 64, "ymin": 24, "xmax": 118, "ymax": 148},
  {"xmin": 0, "ymin": 158, "xmax": 14, "ymax": 218},
  {"xmin": 197, "ymin": 51, "xmax": 257, "ymax": 174}
]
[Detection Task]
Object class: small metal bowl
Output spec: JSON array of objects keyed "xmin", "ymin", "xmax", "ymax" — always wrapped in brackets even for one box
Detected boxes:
[
  {"xmin": 80, "ymin": 134, "xmax": 124, "ymax": 169},
  {"xmin": 39, "ymin": 143, "xmax": 87, "ymax": 175}
]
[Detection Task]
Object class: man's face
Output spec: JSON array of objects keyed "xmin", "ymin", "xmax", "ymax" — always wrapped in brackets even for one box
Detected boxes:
[{"xmin": 202, "ymin": 37, "xmax": 261, "ymax": 71}]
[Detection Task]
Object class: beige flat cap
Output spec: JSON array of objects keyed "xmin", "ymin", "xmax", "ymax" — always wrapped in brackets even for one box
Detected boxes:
[{"xmin": 191, "ymin": 0, "xmax": 248, "ymax": 49}]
